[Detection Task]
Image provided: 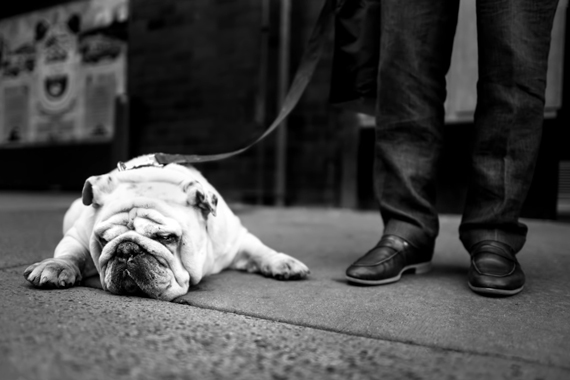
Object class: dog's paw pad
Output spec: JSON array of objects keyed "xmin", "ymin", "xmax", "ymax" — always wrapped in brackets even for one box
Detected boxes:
[
  {"xmin": 263, "ymin": 253, "xmax": 310, "ymax": 280},
  {"xmin": 24, "ymin": 258, "xmax": 81, "ymax": 288}
]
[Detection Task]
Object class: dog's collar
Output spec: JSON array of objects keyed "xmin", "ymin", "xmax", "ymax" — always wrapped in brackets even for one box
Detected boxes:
[{"xmin": 117, "ymin": 156, "xmax": 165, "ymax": 172}]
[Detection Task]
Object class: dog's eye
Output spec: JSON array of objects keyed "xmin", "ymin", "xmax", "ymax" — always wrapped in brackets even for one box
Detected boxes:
[{"xmin": 156, "ymin": 234, "xmax": 177, "ymax": 245}]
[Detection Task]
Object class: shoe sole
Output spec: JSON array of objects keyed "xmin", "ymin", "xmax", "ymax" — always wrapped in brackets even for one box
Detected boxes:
[
  {"xmin": 468, "ymin": 282, "xmax": 524, "ymax": 296},
  {"xmin": 345, "ymin": 262, "xmax": 432, "ymax": 286}
]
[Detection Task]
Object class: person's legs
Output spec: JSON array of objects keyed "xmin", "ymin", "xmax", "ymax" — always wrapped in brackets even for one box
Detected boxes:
[
  {"xmin": 460, "ymin": 0, "xmax": 559, "ymax": 295},
  {"xmin": 346, "ymin": 0, "xmax": 459, "ymax": 285},
  {"xmin": 460, "ymin": 0, "xmax": 559, "ymax": 252},
  {"xmin": 375, "ymin": 0, "xmax": 459, "ymax": 250}
]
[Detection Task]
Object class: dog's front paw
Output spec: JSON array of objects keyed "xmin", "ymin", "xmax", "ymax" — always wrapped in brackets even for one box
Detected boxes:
[
  {"xmin": 261, "ymin": 253, "xmax": 310, "ymax": 280},
  {"xmin": 23, "ymin": 258, "xmax": 82, "ymax": 288}
]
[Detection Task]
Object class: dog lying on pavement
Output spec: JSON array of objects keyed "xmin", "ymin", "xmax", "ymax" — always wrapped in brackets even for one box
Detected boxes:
[{"xmin": 24, "ymin": 155, "xmax": 310, "ymax": 301}]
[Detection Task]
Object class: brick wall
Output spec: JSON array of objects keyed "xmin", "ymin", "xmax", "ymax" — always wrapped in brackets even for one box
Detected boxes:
[{"xmin": 128, "ymin": 0, "xmax": 339, "ymax": 205}]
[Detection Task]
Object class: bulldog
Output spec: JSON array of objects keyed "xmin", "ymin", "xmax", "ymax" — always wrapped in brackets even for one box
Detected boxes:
[{"xmin": 23, "ymin": 155, "xmax": 310, "ymax": 301}]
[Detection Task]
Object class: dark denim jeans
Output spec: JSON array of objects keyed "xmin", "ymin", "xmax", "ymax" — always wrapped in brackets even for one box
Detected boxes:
[{"xmin": 374, "ymin": 0, "xmax": 559, "ymax": 253}]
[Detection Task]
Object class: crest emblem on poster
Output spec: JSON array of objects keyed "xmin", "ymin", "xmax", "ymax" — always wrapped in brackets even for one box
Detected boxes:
[{"xmin": 0, "ymin": 0, "xmax": 128, "ymax": 145}]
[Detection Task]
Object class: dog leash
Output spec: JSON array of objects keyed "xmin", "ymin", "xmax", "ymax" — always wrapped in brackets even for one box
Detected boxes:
[{"xmin": 119, "ymin": 0, "xmax": 334, "ymax": 171}]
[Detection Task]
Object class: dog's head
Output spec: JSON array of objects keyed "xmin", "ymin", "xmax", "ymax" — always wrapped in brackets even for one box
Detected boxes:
[{"xmin": 82, "ymin": 165, "xmax": 218, "ymax": 301}]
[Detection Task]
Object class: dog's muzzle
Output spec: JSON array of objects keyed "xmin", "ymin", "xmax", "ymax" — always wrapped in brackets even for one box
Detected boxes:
[
  {"xmin": 115, "ymin": 241, "xmax": 143, "ymax": 261},
  {"xmin": 105, "ymin": 239, "xmax": 172, "ymax": 299}
]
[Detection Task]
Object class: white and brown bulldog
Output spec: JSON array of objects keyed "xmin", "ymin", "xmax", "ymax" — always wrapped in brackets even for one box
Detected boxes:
[{"xmin": 24, "ymin": 155, "xmax": 309, "ymax": 301}]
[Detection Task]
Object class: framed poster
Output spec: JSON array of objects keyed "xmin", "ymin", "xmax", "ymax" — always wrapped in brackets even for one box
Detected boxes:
[{"xmin": 0, "ymin": 0, "xmax": 128, "ymax": 146}]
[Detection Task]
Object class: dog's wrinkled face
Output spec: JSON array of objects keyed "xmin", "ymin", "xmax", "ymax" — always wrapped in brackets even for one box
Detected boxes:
[
  {"xmin": 82, "ymin": 167, "xmax": 218, "ymax": 301},
  {"xmin": 95, "ymin": 200, "xmax": 185, "ymax": 300}
]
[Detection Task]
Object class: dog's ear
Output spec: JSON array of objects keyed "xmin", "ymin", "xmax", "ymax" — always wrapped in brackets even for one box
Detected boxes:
[
  {"xmin": 182, "ymin": 181, "xmax": 218, "ymax": 217},
  {"xmin": 67, "ymin": 14, "xmax": 81, "ymax": 34},
  {"xmin": 35, "ymin": 20, "xmax": 49, "ymax": 41},
  {"xmin": 82, "ymin": 175, "xmax": 117, "ymax": 206}
]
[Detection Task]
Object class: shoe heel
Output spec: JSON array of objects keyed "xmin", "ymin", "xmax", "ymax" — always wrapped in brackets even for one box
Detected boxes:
[{"xmin": 412, "ymin": 262, "xmax": 432, "ymax": 275}]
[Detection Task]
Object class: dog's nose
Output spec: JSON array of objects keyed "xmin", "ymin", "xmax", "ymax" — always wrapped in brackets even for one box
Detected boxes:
[{"xmin": 116, "ymin": 241, "xmax": 142, "ymax": 258}]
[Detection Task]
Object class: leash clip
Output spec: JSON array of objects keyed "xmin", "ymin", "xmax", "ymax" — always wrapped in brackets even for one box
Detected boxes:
[{"xmin": 117, "ymin": 155, "xmax": 165, "ymax": 172}]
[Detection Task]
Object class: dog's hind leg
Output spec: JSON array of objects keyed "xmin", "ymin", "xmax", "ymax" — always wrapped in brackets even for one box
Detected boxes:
[{"xmin": 229, "ymin": 232, "xmax": 310, "ymax": 280}]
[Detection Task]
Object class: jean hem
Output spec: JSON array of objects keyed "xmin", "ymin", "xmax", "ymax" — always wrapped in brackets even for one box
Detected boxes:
[
  {"xmin": 459, "ymin": 229, "xmax": 526, "ymax": 254},
  {"xmin": 384, "ymin": 220, "xmax": 436, "ymax": 252}
]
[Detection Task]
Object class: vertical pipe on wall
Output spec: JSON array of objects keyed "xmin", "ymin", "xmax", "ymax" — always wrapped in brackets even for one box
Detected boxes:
[
  {"xmin": 111, "ymin": 94, "xmax": 130, "ymax": 164},
  {"xmin": 255, "ymin": 0, "xmax": 270, "ymax": 204},
  {"xmin": 275, "ymin": 0, "xmax": 291, "ymax": 206}
]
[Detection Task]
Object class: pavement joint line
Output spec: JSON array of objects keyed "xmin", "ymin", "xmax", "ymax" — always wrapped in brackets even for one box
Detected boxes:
[
  {"xmin": 174, "ymin": 300, "xmax": 570, "ymax": 371},
  {"xmin": 5, "ymin": 264, "xmax": 569, "ymax": 372}
]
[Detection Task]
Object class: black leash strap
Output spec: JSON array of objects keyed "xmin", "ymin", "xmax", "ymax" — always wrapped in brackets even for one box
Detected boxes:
[{"xmin": 153, "ymin": 0, "xmax": 334, "ymax": 166}]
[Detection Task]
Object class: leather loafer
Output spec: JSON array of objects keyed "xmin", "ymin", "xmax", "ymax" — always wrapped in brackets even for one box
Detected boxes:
[
  {"xmin": 468, "ymin": 240, "xmax": 525, "ymax": 296},
  {"xmin": 345, "ymin": 235, "xmax": 433, "ymax": 285}
]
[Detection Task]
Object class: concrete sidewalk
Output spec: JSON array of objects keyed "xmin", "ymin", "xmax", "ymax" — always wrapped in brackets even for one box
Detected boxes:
[{"xmin": 1, "ymin": 192, "xmax": 569, "ymax": 380}]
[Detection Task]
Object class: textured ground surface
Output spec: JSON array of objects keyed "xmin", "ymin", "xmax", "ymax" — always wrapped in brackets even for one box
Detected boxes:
[{"xmin": 1, "ymin": 192, "xmax": 569, "ymax": 379}]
